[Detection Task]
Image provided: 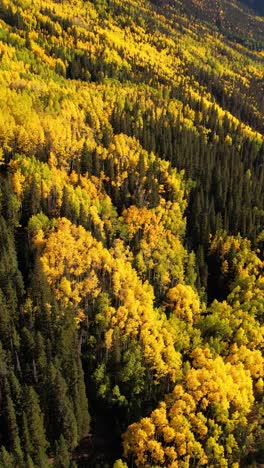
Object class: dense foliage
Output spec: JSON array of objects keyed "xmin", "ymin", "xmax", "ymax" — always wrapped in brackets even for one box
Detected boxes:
[{"xmin": 0, "ymin": 0, "xmax": 263, "ymax": 466}]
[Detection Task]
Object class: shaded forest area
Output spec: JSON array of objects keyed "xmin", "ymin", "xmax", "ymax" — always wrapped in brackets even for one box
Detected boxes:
[{"xmin": 0, "ymin": 0, "xmax": 263, "ymax": 466}]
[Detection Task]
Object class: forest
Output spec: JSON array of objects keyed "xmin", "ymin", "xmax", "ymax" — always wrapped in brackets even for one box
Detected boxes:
[{"xmin": 0, "ymin": 0, "xmax": 263, "ymax": 466}]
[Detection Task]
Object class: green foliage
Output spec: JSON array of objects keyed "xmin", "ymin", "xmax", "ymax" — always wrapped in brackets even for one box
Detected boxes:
[
  {"xmin": 0, "ymin": 0, "xmax": 262, "ymax": 466},
  {"xmin": 23, "ymin": 387, "xmax": 49, "ymax": 467},
  {"xmin": 0, "ymin": 446, "xmax": 15, "ymax": 467},
  {"xmin": 54, "ymin": 435, "xmax": 70, "ymax": 468}
]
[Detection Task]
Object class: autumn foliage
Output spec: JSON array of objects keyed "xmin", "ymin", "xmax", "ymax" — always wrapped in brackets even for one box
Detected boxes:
[{"xmin": 0, "ymin": 0, "xmax": 263, "ymax": 466}]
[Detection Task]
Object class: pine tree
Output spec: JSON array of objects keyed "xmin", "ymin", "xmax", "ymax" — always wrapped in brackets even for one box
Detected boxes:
[
  {"xmin": 25, "ymin": 454, "xmax": 35, "ymax": 468},
  {"xmin": 80, "ymin": 142, "xmax": 92, "ymax": 175},
  {"xmin": 72, "ymin": 358, "xmax": 90, "ymax": 438},
  {"xmin": 0, "ymin": 446, "xmax": 15, "ymax": 467},
  {"xmin": 23, "ymin": 386, "xmax": 49, "ymax": 467},
  {"xmin": 54, "ymin": 435, "xmax": 70, "ymax": 468},
  {"xmin": 6, "ymin": 394, "xmax": 24, "ymax": 466},
  {"xmin": 47, "ymin": 365, "xmax": 78, "ymax": 450},
  {"xmin": 22, "ymin": 412, "xmax": 33, "ymax": 461}
]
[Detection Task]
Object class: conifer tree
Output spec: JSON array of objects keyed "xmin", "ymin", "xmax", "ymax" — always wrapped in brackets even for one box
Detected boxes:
[
  {"xmin": 23, "ymin": 387, "xmax": 49, "ymax": 467},
  {"xmin": 80, "ymin": 141, "xmax": 92, "ymax": 175},
  {"xmin": 0, "ymin": 447, "xmax": 15, "ymax": 467},
  {"xmin": 47, "ymin": 365, "xmax": 78, "ymax": 450},
  {"xmin": 54, "ymin": 435, "xmax": 70, "ymax": 468},
  {"xmin": 6, "ymin": 394, "xmax": 24, "ymax": 466}
]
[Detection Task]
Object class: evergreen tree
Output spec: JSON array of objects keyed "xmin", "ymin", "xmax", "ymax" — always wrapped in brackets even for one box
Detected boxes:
[
  {"xmin": 6, "ymin": 394, "xmax": 24, "ymax": 466},
  {"xmin": 54, "ymin": 435, "xmax": 70, "ymax": 468},
  {"xmin": 47, "ymin": 365, "xmax": 78, "ymax": 450},
  {"xmin": 0, "ymin": 446, "xmax": 15, "ymax": 467},
  {"xmin": 80, "ymin": 141, "xmax": 92, "ymax": 175},
  {"xmin": 23, "ymin": 387, "xmax": 49, "ymax": 467}
]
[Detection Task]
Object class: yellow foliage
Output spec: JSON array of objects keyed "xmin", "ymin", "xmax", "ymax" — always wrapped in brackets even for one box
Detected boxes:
[
  {"xmin": 123, "ymin": 348, "xmax": 254, "ymax": 466},
  {"xmin": 38, "ymin": 218, "xmax": 181, "ymax": 382},
  {"xmin": 167, "ymin": 284, "xmax": 200, "ymax": 324}
]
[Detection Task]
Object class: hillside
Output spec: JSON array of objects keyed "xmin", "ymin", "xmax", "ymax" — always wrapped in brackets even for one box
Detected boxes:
[
  {"xmin": 153, "ymin": 0, "xmax": 264, "ymax": 45},
  {"xmin": 0, "ymin": 0, "xmax": 263, "ymax": 466},
  {"xmin": 240, "ymin": 0, "xmax": 264, "ymax": 16}
]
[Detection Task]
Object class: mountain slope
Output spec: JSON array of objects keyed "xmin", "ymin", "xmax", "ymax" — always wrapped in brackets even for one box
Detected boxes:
[
  {"xmin": 0, "ymin": 0, "xmax": 263, "ymax": 466},
  {"xmin": 240, "ymin": 0, "xmax": 264, "ymax": 15},
  {"xmin": 155, "ymin": 0, "xmax": 264, "ymax": 46}
]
